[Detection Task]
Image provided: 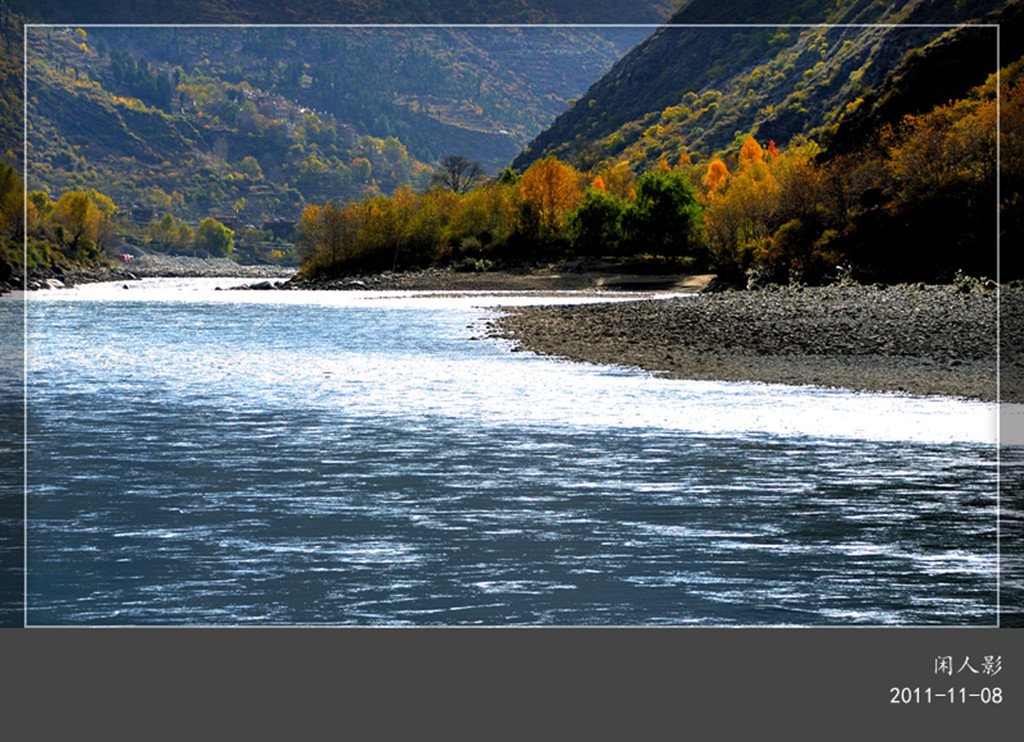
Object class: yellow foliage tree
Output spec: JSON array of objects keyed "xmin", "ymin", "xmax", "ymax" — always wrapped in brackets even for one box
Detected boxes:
[
  {"xmin": 298, "ymin": 200, "xmax": 361, "ymax": 274},
  {"xmin": 885, "ymin": 88, "xmax": 997, "ymax": 198},
  {"xmin": 593, "ymin": 162, "xmax": 635, "ymax": 201},
  {"xmin": 440, "ymin": 182, "xmax": 517, "ymax": 251},
  {"xmin": 519, "ymin": 156, "xmax": 584, "ymax": 237},
  {"xmin": 53, "ymin": 191, "xmax": 102, "ymax": 248},
  {"xmin": 739, "ymin": 137, "xmax": 765, "ymax": 169},
  {"xmin": 702, "ymin": 140, "xmax": 781, "ymax": 278}
]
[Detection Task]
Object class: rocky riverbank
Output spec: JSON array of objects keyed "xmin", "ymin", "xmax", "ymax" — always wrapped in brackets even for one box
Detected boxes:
[
  {"xmin": 492, "ymin": 284, "xmax": 1023, "ymax": 403},
  {"xmin": 114, "ymin": 254, "xmax": 296, "ymax": 280},
  {"xmin": 2, "ymin": 255, "xmax": 296, "ymax": 293},
  {"xmin": 278, "ymin": 265, "xmax": 713, "ymax": 293}
]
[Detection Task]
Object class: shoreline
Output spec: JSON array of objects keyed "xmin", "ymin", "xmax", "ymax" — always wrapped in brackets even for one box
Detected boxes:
[
  {"xmin": 7, "ymin": 262, "xmax": 706, "ymax": 294},
  {"xmin": 12, "ymin": 265, "xmax": 1020, "ymax": 402},
  {"xmin": 278, "ymin": 265, "xmax": 716, "ymax": 293},
  {"xmin": 3, "ymin": 256, "xmax": 296, "ymax": 293},
  {"xmin": 492, "ymin": 284, "xmax": 1022, "ymax": 404}
]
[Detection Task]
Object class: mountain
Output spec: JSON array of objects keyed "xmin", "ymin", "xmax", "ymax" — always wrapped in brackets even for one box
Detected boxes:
[
  {"xmin": 4, "ymin": 1, "xmax": 678, "ymax": 172},
  {"xmin": 10, "ymin": 0, "xmax": 1022, "ymax": 285},
  {"xmin": 512, "ymin": 0, "xmax": 1012, "ymax": 172},
  {"xmin": 81, "ymin": 24, "xmax": 652, "ymax": 172},
  {"xmin": 24, "ymin": 23, "xmax": 673, "ymax": 225}
]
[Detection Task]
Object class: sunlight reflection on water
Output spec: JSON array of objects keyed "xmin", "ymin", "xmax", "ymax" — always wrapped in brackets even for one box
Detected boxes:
[{"xmin": 18, "ymin": 279, "xmax": 1004, "ymax": 625}]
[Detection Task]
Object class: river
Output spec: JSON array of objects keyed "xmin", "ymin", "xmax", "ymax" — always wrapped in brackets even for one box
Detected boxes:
[{"xmin": 7, "ymin": 278, "xmax": 1012, "ymax": 625}]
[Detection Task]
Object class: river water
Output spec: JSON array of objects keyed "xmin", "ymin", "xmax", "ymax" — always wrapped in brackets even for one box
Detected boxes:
[{"xmin": 9, "ymin": 278, "xmax": 1014, "ymax": 625}]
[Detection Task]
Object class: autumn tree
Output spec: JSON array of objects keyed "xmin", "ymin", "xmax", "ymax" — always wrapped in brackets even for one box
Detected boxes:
[
  {"xmin": 853, "ymin": 76, "xmax": 1001, "ymax": 281},
  {"xmin": 51, "ymin": 190, "xmax": 116, "ymax": 251},
  {"xmin": 702, "ymin": 138, "xmax": 781, "ymax": 279},
  {"xmin": 593, "ymin": 162, "xmax": 636, "ymax": 200},
  {"xmin": 358, "ymin": 187, "xmax": 435, "ymax": 271},
  {"xmin": 436, "ymin": 181, "xmax": 514, "ymax": 257},
  {"xmin": 87, "ymin": 190, "xmax": 119, "ymax": 250},
  {"xmin": 194, "ymin": 217, "xmax": 234, "ymax": 257},
  {"xmin": 53, "ymin": 192, "xmax": 99, "ymax": 249},
  {"xmin": 739, "ymin": 136, "xmax": 766, "ymax": 171},
  {"xmin": 298, "ymin": 200, "xmax": 361, "ymax": 274},
  {"xmin": 518, "ymin": 156, "xmax": 584, "ymax": 240},
  {"xmin": 703, "ymin": 157, "xmax": 728, "ymax": 193}
]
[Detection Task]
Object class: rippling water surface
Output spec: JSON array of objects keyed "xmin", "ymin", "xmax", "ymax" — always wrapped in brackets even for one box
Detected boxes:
[{"xmin": 17, "ymin": 278, "xmax": 1007, "ymax": 625}]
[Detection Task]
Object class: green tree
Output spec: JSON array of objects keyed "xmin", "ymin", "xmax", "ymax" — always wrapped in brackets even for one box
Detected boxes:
[
  {"xmin": 0, "ymin": 162, "xmax": 23, "ymax": 239},
  {"xmin": 149, "ymin": 213, "xmax": 193, "ymax": 252},
  {"xmin": 567, "ymin": 189, "xmax": 624, "ymax": 256},
  {"xmin": 620, "ymin": 169, "xmax": 702, "ymax": 258},
  {"xmin": 194, "ymin": 217, "xmax": 234, "ymax": 257}
]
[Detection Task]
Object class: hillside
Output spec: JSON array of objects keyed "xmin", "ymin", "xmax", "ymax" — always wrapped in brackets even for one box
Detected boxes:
[
  {"xmin": 24, "ymin": 23, "xmax": 661, "ymax": 226},
  {"xmin": 512, "ymin": 0, "xmax": 1010, "ymax": 172},
  {"xmin": 281, "ymin": 0, "xmax": 1020, "ymax": 286},
  {"xmin": 84, "ymin": 25, "xmax": 650, "ymax": 172},
  {"xmin": 9, "ymin": 0, "xmax": 1022, "ymax": 287},
  {"xmin": 5, "ymin": 2, "xmax": 677, "ymax": 177}
]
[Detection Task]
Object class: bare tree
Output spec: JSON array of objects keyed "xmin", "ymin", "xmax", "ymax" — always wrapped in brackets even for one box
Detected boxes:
[{"xmin": 432, "ymin": 154, "xmax": 485, "ymax": 193}]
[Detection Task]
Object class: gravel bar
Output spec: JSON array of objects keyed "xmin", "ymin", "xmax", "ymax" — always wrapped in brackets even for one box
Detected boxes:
[{"xmin": 493, "ymin": 284, "xmax": 1024, "ymax": 403}]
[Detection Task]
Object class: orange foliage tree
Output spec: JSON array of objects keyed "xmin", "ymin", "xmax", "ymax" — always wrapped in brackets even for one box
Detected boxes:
[
  {"xmin": 703, "ymin": 157, "xmax": 728, "ymax": 193},
  {"xmin": 702, "ymin": 137, "xmax": 843, "ymax": 284},
  {"xmin": 518, "ymin": 156, "xmax": 584, "ymax": 239}
]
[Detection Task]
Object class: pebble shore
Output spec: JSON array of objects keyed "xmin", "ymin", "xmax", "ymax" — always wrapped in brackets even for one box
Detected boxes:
[{"xmin": 493, "ymin": 284, "xmax": 1023, "ymax": 403}]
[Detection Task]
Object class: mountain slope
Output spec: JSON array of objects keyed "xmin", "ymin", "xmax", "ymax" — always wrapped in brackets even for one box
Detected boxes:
[
  {"xmin": 23, "ymin": 22, "xmax": 656, "ymax": 223},
  {"xmin": 512, "ymin": 0, "xmax": 1009, "ymax": 171},
  {"xmin": 4, "ymin": 2, "xmax": 676, "ymax": 172},
  {"xmin": 84, "ymin": 25, "xmax": 649, "ymax": 172}
]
